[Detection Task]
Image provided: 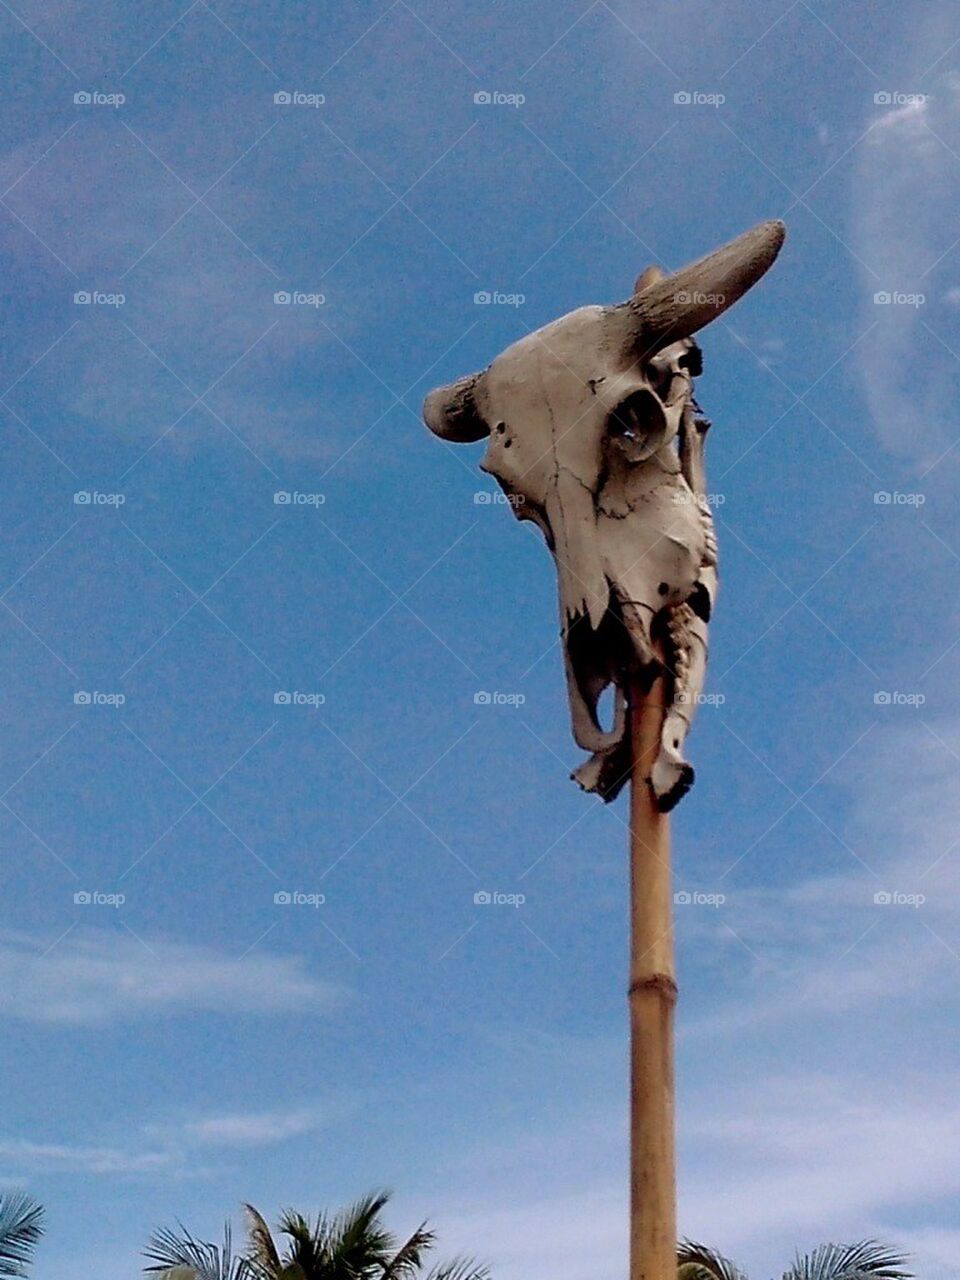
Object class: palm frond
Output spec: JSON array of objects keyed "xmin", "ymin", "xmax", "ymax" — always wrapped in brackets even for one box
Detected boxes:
[
  {"xmin": 145, "ymin": 1221, "xmax": 255, "ymax": 1280},
  {"xmin": 243, "ymin": 1205, "xmax": 282, "ymax": 1278},
  {"xmin": 144, "ymin": 1224, "xmax": 214, "ymax": 1280},
  {"xmin": 327, "ymin": 1191, "xmax": 395, "ymax": 1274},
  {"xmin": 277, "ymin": 1210, "xmax": 329, "ymax": 1278},
  {"xmin": 785, "ymin": 1242, "xmax": 911, "ymax": 1280},
  {"xmin": 276, "ymin": 1211, "xmax": 316, "ymax": 1243},
  {"xmin": 381, "ymin": 1224, "xmax": 436, "ymax": 1280},
  {"xmin": 678, "ymin": 1240, "xmax": 748, "ymax": 1280},
  {"xmin": 0, "ymin": 1194, "xmax": 43, "ymax": 1280},
  {"xmin": 424, "ymin": 1258, "xmax": 490, "ymax": 1280}
]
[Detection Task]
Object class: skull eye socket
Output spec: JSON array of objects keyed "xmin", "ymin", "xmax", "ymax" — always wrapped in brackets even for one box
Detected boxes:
[{"xmin": 605, "ymin": 388, "xmax": 668, "ymax": 450}]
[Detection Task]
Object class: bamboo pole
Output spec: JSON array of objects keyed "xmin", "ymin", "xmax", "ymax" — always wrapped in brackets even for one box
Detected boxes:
[{"xmin": 628, "ymin": 657, "xmax": 677, "ymax": 1280}]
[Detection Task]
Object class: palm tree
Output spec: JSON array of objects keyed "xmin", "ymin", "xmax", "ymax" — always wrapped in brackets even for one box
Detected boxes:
[
  {"xmin": 0, "ymin": 1192, "xmax": 44, "ymax": 1278},
  {"xmin": 145, "ymin": 1191, "xmax": 487, "ymax": 1280},
  {"xmin": 243, "ymin": 1192, "xmax": 488, "ymax": 1280},
  {"xmin": 678, "ymin": 1239, "xmax": 912, "ymax": 1280}
]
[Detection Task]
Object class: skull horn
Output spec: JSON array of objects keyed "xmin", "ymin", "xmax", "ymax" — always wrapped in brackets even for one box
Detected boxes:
[
  {"xmin": 422, "ymin": 371, "xmax": 489, "ymax": 443},
  {"xmin": 633, "ymin": 264, "xmax": 665, "ymax": 293},
  {"xmin": 627, "ymin": 219, "xmax": 786, "ymax": 350}
]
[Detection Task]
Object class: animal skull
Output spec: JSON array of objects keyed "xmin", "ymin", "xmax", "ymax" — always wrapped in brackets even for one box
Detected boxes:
[{"xmin": 423, "ymin": 221, "xmax": 785, "ymax": 809}]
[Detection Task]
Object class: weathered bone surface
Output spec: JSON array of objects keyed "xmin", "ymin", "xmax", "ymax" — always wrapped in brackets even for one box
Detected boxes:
[{"xmin": 424, "ymin": 220, "xmax": 785, "ymax": 808}]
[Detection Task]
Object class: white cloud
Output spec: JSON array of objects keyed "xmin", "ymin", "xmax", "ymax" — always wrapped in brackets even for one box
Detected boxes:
[
  {"xmin": 0, "ymin": 928, "xmax": 344, "ymax": 1024},
  {"xmin": 683, "ymin": 1076, "xmax": 960, "ymax": 1251},
  {"xmin": 871, "ymin": 98, "xmax": 931, "ymax": 137},
  {"xmin": 853, "ymin": 72, "xmax": 960, "ymax": 462},
  {"xmin": 421, "ymin": 1067, "xmax": 960, "ymax": 1280},
  {"xmin": 0, "ymin": 1137, "xmax": 174, "ymax": 1176},
  {"xmin": 178, "ymin": 1107, "xmax": 328, "ymax": 1148},
  {"xmin": 0, "ymin": 1105, "xmax": 332, "ymax": 1181}
]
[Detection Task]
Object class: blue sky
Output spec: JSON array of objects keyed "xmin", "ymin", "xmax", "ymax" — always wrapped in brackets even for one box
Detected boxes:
[{"xmin": 1, "ymin": 2, "xmax": 959, "ymax": 1278}]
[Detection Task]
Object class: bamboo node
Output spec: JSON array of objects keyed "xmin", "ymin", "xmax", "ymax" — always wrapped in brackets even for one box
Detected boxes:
[{"xmin": 628, "ymin": 973, "xmax": 679, "ymax": 1002}]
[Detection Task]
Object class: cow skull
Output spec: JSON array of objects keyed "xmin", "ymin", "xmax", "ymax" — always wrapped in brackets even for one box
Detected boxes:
[{"xmin": 423, "ymin": 220, "xmax": 785, "ymax": 809}]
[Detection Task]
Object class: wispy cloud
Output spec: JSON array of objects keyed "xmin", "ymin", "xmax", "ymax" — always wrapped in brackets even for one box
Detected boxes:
[
  {"xmin": 0, "ymin": 1103, "xmax": 333, "ymax": 1181},
  {"xmin": 422, "ymin": 1063, "xmax": 960, "ymax": 1280},
  {"xmin": 683, "ymin": 1075, "xmax": 960, "ymax": 1247},
  {"xmin": 176, "ymin": 1106, "xmax": 328, "ymax": 1148},
  {"xmin": 0, "ymin": 1137, "xmax": 173, "ymax": 1176},
  {"xmin": 0, "ymin": 928, "xmax": 345, "ymax": 1024},
  {"xmin": 853, "ymin": 73, "xmax": 960, "ymax": 463}
]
